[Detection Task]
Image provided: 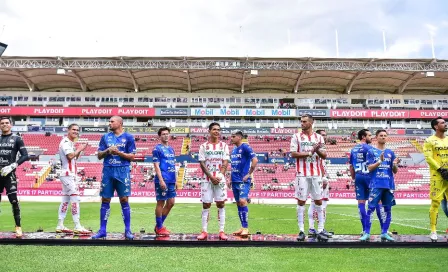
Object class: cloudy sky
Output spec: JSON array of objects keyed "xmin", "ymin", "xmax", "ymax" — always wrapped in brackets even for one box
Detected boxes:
[{"xmin": 1, "ymin": 0, "xmax": 447, "ymax": 58}]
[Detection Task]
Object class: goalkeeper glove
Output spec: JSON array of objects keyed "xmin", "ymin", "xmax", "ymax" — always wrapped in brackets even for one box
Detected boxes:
[
  {"xmin": 1, "ymin": 163, "xmax": 18, "ymax": 177},
  {"xmin": 437, "ymin": 168, "xmax": 448, "ymax": 181}
]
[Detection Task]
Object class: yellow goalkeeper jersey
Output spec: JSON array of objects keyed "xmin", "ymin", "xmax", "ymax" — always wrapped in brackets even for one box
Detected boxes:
[{"xmin": 423, "ymin": 135, "xmax": 448, "ymax": 179}]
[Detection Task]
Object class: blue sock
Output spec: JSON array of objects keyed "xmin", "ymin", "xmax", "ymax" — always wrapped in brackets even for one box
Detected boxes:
[
  {"xmin": 156, "ymin": 216, "xmax": 163, "ymax": 229},
  {"xmin": 365, "ymin": 206, "xmax": 375, "ymax": 234},
  {"xmin": 241, "ymin": 206, "xmax": 249, "ymax": 228},
  {"xmin": 357, "ymin": 203, "xmax": 367, "ymax": 232},
  {"xmin": 237, "ymin": 206, "xmax": 243, "ymax": 226},
  {"xmin": 121, "ymin": 202, "xmax": 131, "ymax": 232},
  {"xmin": 100, "ymin": 202, "xmax": 110, "ymax": 232},
  {"xmin": 376, "ymin": 204, "xmax": 384, "ymax": 230},
  {"xmin": 162, "ymin": 215, "xmax": 167, "ymax": 224},
  {"xmin": 382, "ymin": 206, "xmax": 392, "ymax": 234}
]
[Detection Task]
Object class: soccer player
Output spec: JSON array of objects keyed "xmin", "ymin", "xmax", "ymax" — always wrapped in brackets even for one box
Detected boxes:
[
  {"xmin": 230, "ymin": 129, "xmax": 258, "ymax": 237},
  {"xmin": 308, "ymin": 129, "xmax": 331, "ymax": 237},
  {"xmin": 0, "ymin": 117, "xmax": 29, "ymax": 238},
  {"xmin": 360, "ymin": 129, "xmax": 398, "ymax": 242},
  {"xmin": 423, "ymin": 117, "xmax": 448, "ymax": 241},
  {"xmin": 197, "ymin": 122, "xmax": 230, "ymax": 241},
  {"xmin": 349, "ymin": 129, "xmax": 384, "ymax": 235},
  {"xmin": 290, "ymin": 114, "xmax": 328, "ymax": 241},
  {"xmin": 152, "ymin": 127, "xmax": 176, "ymax": 236},
  {"xmin": 56, "ymin": 124, "xmax": 91, "ymax": 235},
  {"xmin": 91, "ymin": 116, "xmax": 136, "ymax": 240}
]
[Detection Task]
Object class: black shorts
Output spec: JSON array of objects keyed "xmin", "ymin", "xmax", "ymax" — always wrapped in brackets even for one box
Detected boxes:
[{"xmin": 0, "ymin": 171, "xmax": 18, "ymax": 195}]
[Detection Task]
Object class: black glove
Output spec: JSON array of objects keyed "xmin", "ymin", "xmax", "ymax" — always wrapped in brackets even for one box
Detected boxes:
[{"xmin": 437, "ymin": 168, "xmax": 448, "ymax": 181}]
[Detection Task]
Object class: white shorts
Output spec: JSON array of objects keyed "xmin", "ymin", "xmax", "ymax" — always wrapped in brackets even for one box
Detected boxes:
[
  {"xmin": 294, "ymin": 176, "xmax": 323, "ymax": 201},
  {"xmin": 322, "ymin": 177, "xmax": 330, "ymax": 201},
  {"xmin": 200, "ymin": 173, "xmax": 227, "ymax": 203},
  {"xmin": 60, "ymin": 176, "xmax": 79, "ymax": 195}
]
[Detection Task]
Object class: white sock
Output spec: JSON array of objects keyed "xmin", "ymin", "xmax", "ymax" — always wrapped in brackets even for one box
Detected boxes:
[
  {"xmin": 296, "ymin": 205, "xmax": 305, "ymax": 232},
  {"xmin": 218, "ymin": 208, "xmax": 226, "ymax": 232},
  {"xmin": 57, "ymin": 195, "xmax": 70, "ymax": 227},
  {"xmin": 70, "ymin": 195, "xmax": 81, "ymax": 229},
  {"xmin": 322, "ymin": 200, "xmax": 328, "ymax": 226},
  {"xmin": 308, "ymin": 202, "xmax": 315, "ymax": 230},
  {"xmin": 315, "ymin": 204, "xmax": 324, "ymax": 232},
  {"xmin": 201, "ymin": 208, "xmax": 210, "ymax": 232}
]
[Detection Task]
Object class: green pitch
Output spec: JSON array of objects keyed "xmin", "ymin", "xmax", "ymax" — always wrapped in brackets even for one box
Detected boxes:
[{"xmin": 0, "ymin": 202, "xmax": 447, "ymax": 272}]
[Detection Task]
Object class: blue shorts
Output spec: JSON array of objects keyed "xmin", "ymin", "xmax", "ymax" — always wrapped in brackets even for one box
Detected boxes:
[
  {"xmin": 100, "ymin": 166, "xmax": 131, "ymax": 198},
  {"xmin": 155, "ymin": 183, "xmax": 176, "ymax": 201},
  {"xmin": 232, "ymin": 181, "xmax": 251, "ymax": 202},
  {"xmin": 368, "ymin": 188, "xmax": 396, "ymax": 208},
  {"xmin": 355, "ymin": 175, "xmax": 370, "ymax": 200}
]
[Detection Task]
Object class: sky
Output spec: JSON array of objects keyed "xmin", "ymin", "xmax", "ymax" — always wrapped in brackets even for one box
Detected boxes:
[{"xmin": 1, "ymin": 0, "xmax": 447, "ymax": 59}]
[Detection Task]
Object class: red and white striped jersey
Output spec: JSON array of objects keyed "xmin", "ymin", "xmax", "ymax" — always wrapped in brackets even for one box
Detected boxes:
[
  {"xmin": 198, "ymin": 141, "xmax": 230, "ymax": 181},
  {"xmin": 290, "ymin": 132, "xmax": 326, "ymax": 177},
  {"xmin": 58, "ymin": 137, "xmax": 77, "ymax": 177}
]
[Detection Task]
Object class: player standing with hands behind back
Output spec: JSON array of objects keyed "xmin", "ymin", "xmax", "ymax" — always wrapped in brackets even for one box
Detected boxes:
[
  {"xmin": 423, "ymin": 117, "xmax": 448, "ymax": 242},
  {"xmin": 197, "ymin": 122, "xmax": 230, "ymax": 241},
  {"xmin": 91, "ymin": 116, "xmax": 136, "ymax": 240}
]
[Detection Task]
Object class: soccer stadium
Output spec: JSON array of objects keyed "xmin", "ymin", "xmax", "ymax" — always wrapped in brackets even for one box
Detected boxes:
[{"xmin": 2, "ymin": 2, "xmax": 448, "ymax": 272}]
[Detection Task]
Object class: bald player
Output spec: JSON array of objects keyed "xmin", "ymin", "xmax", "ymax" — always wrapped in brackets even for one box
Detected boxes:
[{"xmin": 91, "ymin": 116, "xmax": 136, "ymax": 240}]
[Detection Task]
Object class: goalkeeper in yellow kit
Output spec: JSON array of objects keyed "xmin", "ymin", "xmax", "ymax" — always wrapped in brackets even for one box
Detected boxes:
[{"xmin": 423, "ymin": 117, "xmax": 448, "ymax": 242}]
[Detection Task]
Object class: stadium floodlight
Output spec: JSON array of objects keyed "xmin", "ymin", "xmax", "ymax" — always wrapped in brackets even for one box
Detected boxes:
[
  {"xmin": 250, "ymin": 70, "xmax": 258, "ymax": 75},
  {"xmin": 57, "ymin": 68, "xmax": 66, "ymax": 75},
  {"xmin": 426, "ymin": 71, "xmax": 435, "ymax": 77},
  {"xmin": 0, "ymin": 42, "xmax": 7, "ymax": 57}
]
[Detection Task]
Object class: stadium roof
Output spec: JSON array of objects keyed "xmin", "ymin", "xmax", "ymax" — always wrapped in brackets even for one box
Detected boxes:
[{"xmin": 0, "ymin": 56, "xmax": 448, "ymax": 94}]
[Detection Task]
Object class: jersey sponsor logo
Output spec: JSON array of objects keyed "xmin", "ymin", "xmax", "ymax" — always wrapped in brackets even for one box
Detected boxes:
[
  {"xmin": 0, "ymin": 149, "xmax": 12, "ymax": 154},
  {"xmin": 435, "ymin": 146, "xmax": 448, "ymax": 151},
  {"xmin": 0, "ymin": 143, "xmax": 14, "ymax": 147},
  {"xmin": 205, "ymin": 150, "xmax": 225, "ymax": 156},
  {"xmin": 108, "ymin": 158, "xmax": 122, "ymax": 164},
  {"xmin": 108, "ymin": 143, "xmax": 126, "ymax": 148}
]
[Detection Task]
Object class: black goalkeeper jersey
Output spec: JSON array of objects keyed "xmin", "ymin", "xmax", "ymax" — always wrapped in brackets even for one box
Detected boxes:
[{"xmin": 0, "ymin": 133, "xmax": 29, "ymax": 168}]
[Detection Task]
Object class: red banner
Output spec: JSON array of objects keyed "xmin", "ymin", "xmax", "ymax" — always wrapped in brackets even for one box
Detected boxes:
[
  {"xmin": 13, "ymin": 189, "xmax": 429, "ymax": 199},
  {"xmin": 330, "ymin": 110, "xmax": 409, "ymax": 119},
  {"xmin": 0, "ymin": 107, "xmax": 155, "ymax": 117},
  {"xmin": 409, "ymin": 110, "xmax": 448, "ymax": 119}
]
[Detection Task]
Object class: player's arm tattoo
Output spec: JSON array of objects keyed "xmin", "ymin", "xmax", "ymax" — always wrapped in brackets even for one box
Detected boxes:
[
  {"xmin": 349, "ymin": 165, "xmax": 356, "ymax": 180},
  {"xmin": 199, "ymin": 161, "xmax": 213, "ymax": 179},
  {"xmin": 220, "ymin": 160, "xmax": 229, "ymax": 175},
  {"xmin": 315, "ymin": 148, "xmax": 327, "ymax": 159},
  {"xmin": 97, "ymin": 150, "xmax": 109, "ymax": 160},
  {"xmin": 248, "ymin": 157, "xmax": 258, "ymax": 175}
]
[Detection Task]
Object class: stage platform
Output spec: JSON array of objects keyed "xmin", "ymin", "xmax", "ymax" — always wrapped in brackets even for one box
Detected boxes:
[{"xmin": 0, "ymin": 232, "xmax": 446, "ymax": 248}]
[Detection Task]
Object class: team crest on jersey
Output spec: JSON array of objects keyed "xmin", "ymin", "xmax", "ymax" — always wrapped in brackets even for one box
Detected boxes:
[
  {"xmin": 9, "ymin": 139, "xmax": 14, "ymax": 143},
  {"xmin": 206, "ymin": 145, "xmax": 210, "ymax": 150},
  {"xmin": 239, "ymin": 149, "xmax": 242, "ymax": 153},
  {"xmin": 122, "ymin": 139, "xmax": 126, "ymax": 143}
]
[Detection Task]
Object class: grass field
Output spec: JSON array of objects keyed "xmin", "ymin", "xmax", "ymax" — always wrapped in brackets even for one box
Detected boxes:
[{"xmin": 1, "ymin": 202, "xmax": 447, "ymax": 272}]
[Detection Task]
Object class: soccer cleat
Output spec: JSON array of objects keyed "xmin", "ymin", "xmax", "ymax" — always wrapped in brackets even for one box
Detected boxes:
[
  {"xmin": 91, "ymin": 230, "xmax": 107, "ymax": 240},
  {"xmin": 124, "ymin": 230, "xmax": 134, "ymax": 240},
  {"xmin": 321, "ymin": 229, "xmax": 333, "ymax": 238},
  {"xmin": 232, "ymin": 228, "xmax": 244, "ymax": 236},
  {"xmin": 155, "ymin": 226, "xmax": 170, "ymax": 236},
  {"xmin": 240, "ymin": 228, "xmax": 249, "ymax": 237},
  {"xmin": 296, "ymin": 231, "xmax": 306, "ymax": 241},
  {"xmin": 308, "ymin": 228, "xmax": 317, "ymax": 237},
  {"xmin": 317, "ymin": 231, "xmax": 329, "ymax": 242},
  {"xmin": 197, "ymin": 231, "xmax": 208, "ymax": 240},
  {"xmin": 430, "ymin": 232, "xmax": 438, "ymax": 242},
  {"xmin": 74, "ymin": 226, "xmax": 92, "ymax": 236},
  {"xmin": 359, "ymin": 233, "xmax": 370, "ymax": 242},
  {"xmin": 56, "ymin": 226, "xmax": 73, "ymax": 234},
  {"xmin": 380, "ymin": 233, "xmax": 395, "ymax": 242},
  {"xmin": 15, "ymin": 226, "xmax": 23, "ymax": 238},
  {"xmin": 218, "ymin": 231, "xmax": 228, "ymax": 241}
]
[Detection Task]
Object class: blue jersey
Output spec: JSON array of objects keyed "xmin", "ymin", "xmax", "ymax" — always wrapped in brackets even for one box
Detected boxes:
[
  {"xmin": 98, "ymin": 132, "xmax": 136, "ymax": 167},
  {"xmin": 367, "ymin": 147, "xmax": 396, "ymax": 189},
  {"xmin": 230, "ymin": 143, "xmax": 256, "ymax": 182},
  {"xmin": 349, "ymin": 143, "xmax": 372, "ymax": 177},
  {"xmin": 152, "ymin": 144, "xmax": 176, "ymax": 184}
]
